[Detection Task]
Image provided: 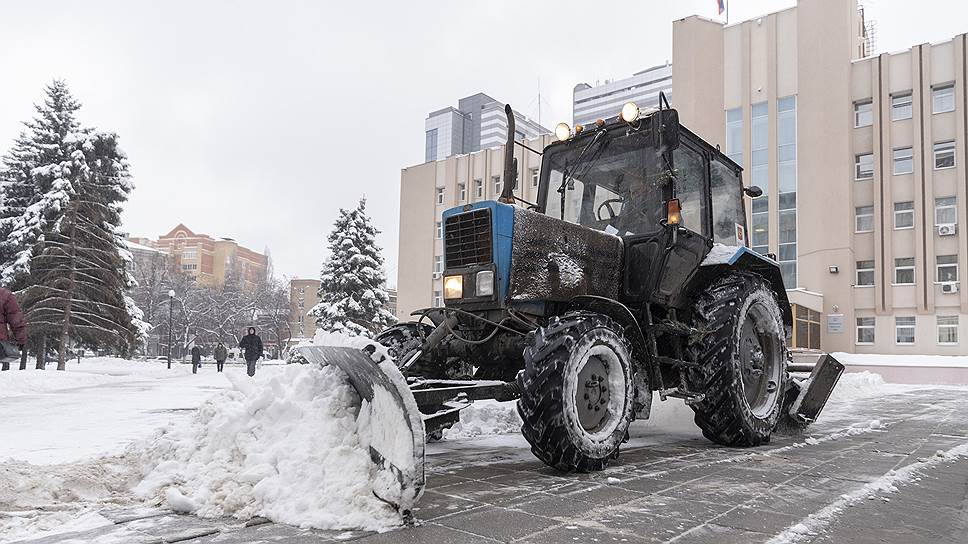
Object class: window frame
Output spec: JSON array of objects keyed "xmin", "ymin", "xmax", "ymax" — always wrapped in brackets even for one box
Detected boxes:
[
  {"xmin": 935, "ymin": 196, "xmax": 957, "ymax": 225},
  {"xmin": 432, "ymin": 289, "xmax": 442, "ymax": 308},
  {"xmin": 854, "ymin": 100, "xmax": 873, "ymax": 127},
  {"xmin": 855, "ymin": 205, "xmax": 874, "ymax": 233},
  {"xmin": 491, "ymin": 175, "xmax": 502, "ymax": 196},
  {"xmin": 894, "ymin": 257, "xmax": 916, "ymax": 285},
  {"xmin": 937, "ymin": 315, "xmax": 959, "ymax": 345},
  {"xmin": 434, "ymin": 221, "xmax": 442, "ymax": 239},
  {"xmin": 932, "ymin": 83, "xmax": 955, "ymax": 114},
  {"xmin": 474, "ymin": 179, "xmax": 483, "ymax": 198},
  {"xmin": 936, "ymin": 255, "xmax": 959, "ymax": 283},
  {"xmin": 856, "ymin": 316, "xmax": 875, "ymax": 345},
  {"xmin": 934, "ymin": 140, "xmax": 956, "ymax": 170},
  {"xmin": 892, "ymin": 147, "xmax": 914, "ymax": 175},
  {"xmin": 855, "ymin": 153, "xmax": 874, "ymax": 180},
  {"xmin": 891, "ymin": 92, "xmax": 913, "ymax": 121},
  {"xmin": 894, "ymin": 201, "xmax": 914, "ymax": 230},
  {"xmin": 895, "ymin": 316, "xmax": 916, "ymax": 345},
  {"xmin": 855, "ymin": 259, "xmax": 875, "ymax": 287},
  {"xmin": 433, "ymin": 254, "xmax": 443, "ymax": 274},
  {"xmin": 458, "ymin": 182, "xmax": 466, "ymax": 202},
  {"xmin": 435, "ymin": 187, "xmax": 444, "ymax": 205},
  {"xmin": 530, "ymin": 168, "xmax": 539, "ymax": 188}
]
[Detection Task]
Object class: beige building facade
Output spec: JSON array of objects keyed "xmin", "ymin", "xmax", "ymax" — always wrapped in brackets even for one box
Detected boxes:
[
  {"xmin": 673, "ymin": 0, "xmax": 967, "ymax": 355},
  {"xmin": 289, "ymin": 278, "xmax": 320, "ymax": 340},
  {"xmin": 398, "ymin": 0, "xmax": 967, "ymax": 356}
]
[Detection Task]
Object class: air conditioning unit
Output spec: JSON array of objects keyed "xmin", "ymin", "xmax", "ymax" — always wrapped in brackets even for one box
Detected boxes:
[
  {"xmin": 938, "ymin": 223, "xmax": 957, "ymax": 236},
  {"xmin": 941, "ymin": 282, "xmax": 960, "ymax": 294},
  {"xmin": 432, "ymin": 272, "xmax": 441, "ymax": 279}
]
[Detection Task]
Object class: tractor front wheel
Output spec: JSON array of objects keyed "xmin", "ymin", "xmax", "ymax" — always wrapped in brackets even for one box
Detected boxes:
[
  {"xmin": 517, "ymin": 313, "xmax": 635, "ymax": 472},
  {"xmin": 689, "ymin": 272, "xmax": 789, "ymax": 447}
]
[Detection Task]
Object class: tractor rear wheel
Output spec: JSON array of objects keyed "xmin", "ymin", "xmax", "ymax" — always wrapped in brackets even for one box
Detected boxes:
[
  {"xmin": 374, "ymin": 322, "xmax": 446, "ymax": 379},
  {"xmin": 517, "ymin": 312, "xmax": 635, "ymax": 472},
  {"xmin": 688, "ymin": 272, "xmax": 788, "ymax": 447}
]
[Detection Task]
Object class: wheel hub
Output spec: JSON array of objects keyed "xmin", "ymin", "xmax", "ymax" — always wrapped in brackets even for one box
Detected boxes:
[
  {"xmin": 739, "ymin": 303, "xmax": 782, "ymax": 418},
  {"xmin": 577, "ymin": 356, "xmax": 610, "ymax": 432}
]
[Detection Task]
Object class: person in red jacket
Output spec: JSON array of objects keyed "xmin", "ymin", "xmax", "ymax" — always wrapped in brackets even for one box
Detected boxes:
[{"xmin": 0, "ymin": 287, "xmax": 28, "ymax": 371}]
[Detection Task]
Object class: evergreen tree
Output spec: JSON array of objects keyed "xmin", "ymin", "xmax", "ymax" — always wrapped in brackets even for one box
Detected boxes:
[
  {"xmin": 312, "ymin": 198, "xmax": 396, "ymax": 337},
  {"xmin": 5, "ymin": 81, "xmax": 146, "ymax": 368},
  {"xmin": 0, "ymin": 79, "xmax": 83, "ymax": 287}
]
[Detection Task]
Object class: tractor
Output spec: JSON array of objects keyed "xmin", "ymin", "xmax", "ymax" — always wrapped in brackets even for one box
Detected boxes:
[{"xmin": 298, "ymin": 96, "xmax": 843, "ymax": 514}]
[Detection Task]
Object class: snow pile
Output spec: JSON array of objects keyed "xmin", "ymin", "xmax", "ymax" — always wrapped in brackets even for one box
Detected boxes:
[
  {"xmin": 832, "ymin": 351, "xmax": 968, "ymax": 368},
  {"xmin": 826, "ymin": 371, "xmax": 887, "ymax": 404},
  {"xmin": 133, "ymin": 364, "xmax": 402, "ymax": 531},
  {"xmin": 442, "ymin": 400, "xmax": 522, "ymax": 439},
  {"xmin": 0, "ymin": 369, "xmax": 126, "ymax": 398},
  {"xmin": 701, "ymin": 243, "xmax": 741, "ymax": 265}
]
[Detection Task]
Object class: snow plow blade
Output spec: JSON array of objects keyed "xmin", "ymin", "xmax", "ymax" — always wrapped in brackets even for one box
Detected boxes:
[
  {"xmin": 295, "ymin": 345, "xmax": 425, "ymax": 520},
  {"xmin": 789, "ymin": 353, "xmax": 845, "ymax": 424}
]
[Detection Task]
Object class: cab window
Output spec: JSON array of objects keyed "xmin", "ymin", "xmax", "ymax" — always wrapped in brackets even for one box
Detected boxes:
[
  {"xmin": 710, "ymin": 158, "xmax": 746, "ymax": 246},
  {"xmin": 673, "ymin": 144, "xmax": 706, "ymax": 234}
]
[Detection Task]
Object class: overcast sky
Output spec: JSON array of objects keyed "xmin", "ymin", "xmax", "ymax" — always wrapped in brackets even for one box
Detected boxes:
[{"xmin": 1, "ymin": 1, "xmax": 965, "ymax": 285}]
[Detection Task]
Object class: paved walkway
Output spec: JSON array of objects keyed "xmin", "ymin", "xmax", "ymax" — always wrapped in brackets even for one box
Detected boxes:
[{"xmin": 15, "ymin": 386, "xmax": 968, "ymax": 543}]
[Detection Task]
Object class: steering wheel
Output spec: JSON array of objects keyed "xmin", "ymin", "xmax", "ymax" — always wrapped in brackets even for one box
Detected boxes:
[{"xmin": 596, "ymin": 198, "xmax": 623, "ymax": 221}]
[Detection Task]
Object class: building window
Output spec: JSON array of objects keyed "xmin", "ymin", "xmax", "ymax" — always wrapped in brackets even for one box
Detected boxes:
[
  {"xmin": 435, "ymin": 221, "xmax": 442, "ymax": 239},
  {"xmin": 855, "ymin": 153, "xmax": 874, "ymax": 179},
  {"xmin": 854, "ymin": 100, "xmax": 873, "ymax": 127},
  {"xmin": 935, "ymin": 196, "xmax": 957, "ymax": 225},
  {"xmin": 894, "ymin": 201, "xmax": 914, "ymax": 229},
  {"xmin": 895, "ymin": 316, "xmax": 916, "ymax": 345},
  {"xmin": 891, "ymin": 93, "xmax": 913, "ymax": 121},
  {"xmin": 937, "ymin": 255, "xmax": 959, "ymax": 283},
  {"xmin": 777, "ymin": 96, "xmax": 797, "ymax": 288},
  {"xmin": 856, "ymin": 317, "xmax": 875, "ymax": 344},
  {"xmin": 856, "ymin": 260, "xmax": 875, "ymax": 286},
  {"xmin": 894, "ymin": 257, "xmax": 915, "ymax": 285},
  {"xmin": 474, "ymin": 179, "xmax": 483, "ymax": 198},
  {"xmin": 750, "ymin": 102, "xmax": 768, "ymax": 193},
  {"xmin": 893, "ymin": 147, "xmax": 913, "ymax": 175},
  {"xmin": 425, "ymin": 128, "xmax": 438, "ymax": 162},
  {"xmin": 530, "ymin": 168, "xmax": 539, "ymax": 188},
  {"xmin": 792, "ymin": 305, "xmax": 822, "ymax": 350},
  {"xmin": 432, "ymin": 289, "xmax": 442, "ymax": 308},
  {"xmin": 726, "ymin": 107, "xmax": 743, "ymax": 165},
  {"xmin": 934, "ymin": 141, "xmax": 956, "ymax": 169},
  {"xmin": 435, "ymin": 187, "xmax": 444, "ymax": 205},
  {"xmin": 492, "ymin": 175, "xmax": 501, "ymax": 196},
  {"xmin": 855, "ymin": 205, "xmax": 874, "ymax": 232},
  {"xmin": 181, "ymin": 263, "xmax": 198, "ymax": 271},
  {"xmin": 458, "ymin": 182, "xmax": 466, "ymax": 201},
  {"xmin": 434, "ymin": 254, "xmax": 443, "ymax": 274},
  {"xmin": 933, "ymin": 84, "xmax": 955, "ymax": 114},
  {"xmin": 181, "ymin": 249, "xmax": 197, "ymax": 260},
  {"xmin": 938, "ymin": 315, "xmax": 959, "ymax": 345},
  {"xmin": 751, "ymin": 196, "xmax": 769, "ymax": 255}
]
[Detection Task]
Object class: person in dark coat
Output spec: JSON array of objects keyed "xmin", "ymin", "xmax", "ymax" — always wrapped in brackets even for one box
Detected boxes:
[
  {"xmin": 190, "ymin": 345, "xmax": 202, "ymax": 374},
  {"xmin": 239, "ymin": 327, "xmax": 263, "ymax": 377},
  {"xmin": 0, "ymin": 287, "xmax": 28, "ymax": 372},
  {"xmin": 214, "ymin": 342, "xmax": 228, "ymax": 372}
]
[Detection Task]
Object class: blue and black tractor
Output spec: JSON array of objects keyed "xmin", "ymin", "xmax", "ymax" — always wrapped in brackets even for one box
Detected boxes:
[{"xmin": 369, "ymin": 97, "xmax": 843, "ymax": 474}]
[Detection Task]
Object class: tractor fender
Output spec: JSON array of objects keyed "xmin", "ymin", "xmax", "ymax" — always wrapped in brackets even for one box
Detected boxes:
[
  {"xmin": 695, "ymin": 247, "xmax": 793, "ymax": 327},
  {"xmin": 567, "ymin": 295, "xmax": 655, "ymax": 414}
]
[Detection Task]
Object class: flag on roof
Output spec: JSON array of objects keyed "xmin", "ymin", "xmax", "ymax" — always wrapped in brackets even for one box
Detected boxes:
[{"xmin": 717, "ymin": 0, "xmax": 726, "ymax": 15}]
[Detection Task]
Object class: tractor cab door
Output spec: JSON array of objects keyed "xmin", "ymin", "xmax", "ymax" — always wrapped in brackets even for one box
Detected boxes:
[{"xmin": 623, "ymin": 136, "xmax": 714, "ymax": 308}]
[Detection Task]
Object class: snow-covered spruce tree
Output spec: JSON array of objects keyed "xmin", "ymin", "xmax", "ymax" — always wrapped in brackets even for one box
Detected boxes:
[
  {"xmin": 18, "ymin": 124, "xmax": 143, "ymax": 369},
  {"xmin": 0, "ymin": 79, "xmax": 83, "ymax": 289},
  {"xmin": 312, "ymin": 198, "xmax": 396, "ymax": 337}
]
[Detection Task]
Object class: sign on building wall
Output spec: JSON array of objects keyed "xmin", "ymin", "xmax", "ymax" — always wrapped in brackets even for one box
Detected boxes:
[{"xmin": 826, "ymin": 314, "xmax": 844, "ymax": 334}]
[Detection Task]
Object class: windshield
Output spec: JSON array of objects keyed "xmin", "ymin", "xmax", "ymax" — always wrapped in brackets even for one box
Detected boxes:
[{"xmin": 543, "ymin": 129, "xmax": 668, "ymax": 235}]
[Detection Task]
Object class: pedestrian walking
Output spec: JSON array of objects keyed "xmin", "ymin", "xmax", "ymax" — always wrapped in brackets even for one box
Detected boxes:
[
  {"xmin": 214, "ymin": 342, "xmax": 227, "ymax": 372},
  {"xmin": 0, "ymin": 287, "xmax": 28, "ymax": 372},
  {"xmin": 191, "ymin": 344, "xmax": 202, "ymax": 374},
  {"xmin": 239, "ymin": 327, "xmax": 263, "ymax": 377}
]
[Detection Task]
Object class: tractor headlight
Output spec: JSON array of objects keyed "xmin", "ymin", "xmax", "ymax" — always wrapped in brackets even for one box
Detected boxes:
[
  {"xmin": 621, "ymin": 102, "xmax": 640, "ymax": 123},
  {"xmin": 555, "ymin": 122, "xmax": 571, "ymax": 141},
  {"xmin": 475, "ymin": 270, "xmax": 494, "ymax": 296},
  {"xmin": 443, "ymin": 275, "xmax": 463, "ymax": 299}
]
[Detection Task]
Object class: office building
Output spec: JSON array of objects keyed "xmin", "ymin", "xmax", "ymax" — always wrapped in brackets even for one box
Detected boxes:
[
  {"xmin": 289, "ymin": 278, "xmax": 321, "ymax": 341},
  {"xmin": 573, "ymin": 63, "xmax": 673, "ymax": 127},
  {"xmin": 425, "ymin": 93, "xmax": 549, "ymax": 162}
]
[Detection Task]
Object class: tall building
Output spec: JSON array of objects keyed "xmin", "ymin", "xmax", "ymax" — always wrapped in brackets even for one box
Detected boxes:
[
  {"xmin": 136, "ymin": 224, "xmax": 269, "ymax": 289},
  {"xmin": 673, "ymin": 0, "xmax": 966, "ymax": 355},
  {"xmin": 573, "ymin": 63, "xmax": 673, "ymax": 127},
  {"xmin": 425, "ymin": 93, "xmax": 550, "ymax": 162},
  {"xmin": 289, "ymin": 278, "xmax": 320, "ymax": 341}
]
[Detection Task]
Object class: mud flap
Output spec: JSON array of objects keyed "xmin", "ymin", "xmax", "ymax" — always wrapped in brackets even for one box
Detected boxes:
[
  {"xmin": 789, "ymin": 353, "xmax": 845, "ymax": 423},
  {"xmin": 296, "ymin": 345, "xmax": 426, "ymax": 520}
]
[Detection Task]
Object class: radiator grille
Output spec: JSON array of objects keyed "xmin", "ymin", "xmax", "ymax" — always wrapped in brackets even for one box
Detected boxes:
[{"xmin": 444, "ymin": 208, "xmax": 492, "ymax": 268}]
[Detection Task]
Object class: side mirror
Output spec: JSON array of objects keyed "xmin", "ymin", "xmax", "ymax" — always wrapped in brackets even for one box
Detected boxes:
[
  {"xmin": 654, "ymin": 108, "xmax": 680, "ymax": 150},
  {"xmin": 744, "ymin": 186, "xmax": 763, "ymax": 198}
]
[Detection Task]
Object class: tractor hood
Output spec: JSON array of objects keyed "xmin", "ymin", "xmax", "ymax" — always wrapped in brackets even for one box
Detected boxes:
[{"xmin": 441, "ymin": 201, "xmax": 624, "ymax": 308}]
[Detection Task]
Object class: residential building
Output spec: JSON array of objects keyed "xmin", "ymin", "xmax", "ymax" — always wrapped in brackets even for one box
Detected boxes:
[
  {"xmin": 138, "ymin": 224, "xmax": 269, "ymax": 289},
  {"xmin": 573, "ymin": 63, "xmax": 674, "ymax": 127},
  {"xmin": 672, "ymin": 0, "xmax": 967, "ymax": 355},
  {"xmin": 386, "ymin": 288, "xmax": 398, "ymax": 319},
  {"xmin": 425, "ymin": 93, "xmax": 549, "ymax": 162},
  {"xmin": 289, "ymin": 278, "xmax": 320, "ymax": 340}
]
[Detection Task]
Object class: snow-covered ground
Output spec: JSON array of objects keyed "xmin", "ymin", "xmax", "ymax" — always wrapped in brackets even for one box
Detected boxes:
[{"xmin": 0, "ymin": 352, "xmax": 955, "ymax": 543}]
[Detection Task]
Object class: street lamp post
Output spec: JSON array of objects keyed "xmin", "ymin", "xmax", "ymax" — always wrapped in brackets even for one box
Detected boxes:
[{"xmin": 167, "ymin": 289, "xmax": 175, "ymax": 370}]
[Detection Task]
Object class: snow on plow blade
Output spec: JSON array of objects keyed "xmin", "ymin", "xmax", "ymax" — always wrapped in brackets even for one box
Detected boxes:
[
  {"xmin": 790, "ymin": 353, "xmax": 846, "ymax": 423},
  {"xmin": 295, "ymin": 345, "xmax": 426, "ymax": 519}
]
